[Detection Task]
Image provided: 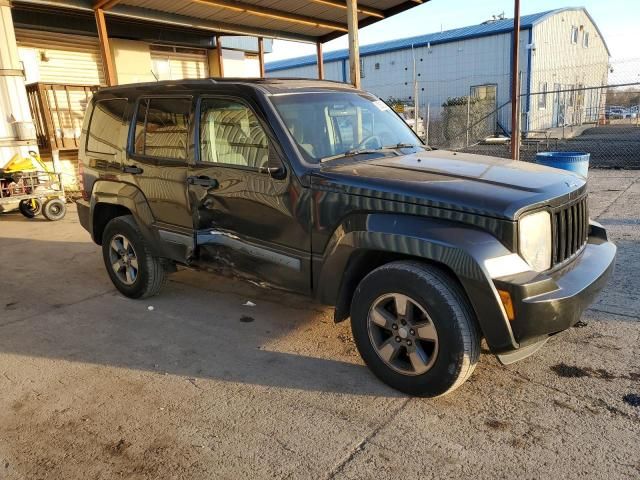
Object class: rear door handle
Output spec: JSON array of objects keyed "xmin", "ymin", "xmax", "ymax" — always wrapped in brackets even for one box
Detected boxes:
[
  {"xmin": 122, "ymin": 165, "xmax": 144, "ymax": 175},
  {"xmin": 187, "ymin": 175, "xmax": 219, "ymax": 188}
]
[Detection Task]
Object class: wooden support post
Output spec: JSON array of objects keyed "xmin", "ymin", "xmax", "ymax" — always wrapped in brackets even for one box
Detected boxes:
[
  {"xmin": 346, "ymin": 0, "xmax": 360, "ymax": 88},
  {"xmin": 215, "ymin": 34, "xmax": 224, "ymax": 78},
  {"xmin": 316, "ymin": 41, "xmax": 324, "ymax": 79},
  {"xmin": 95, "ymin": 8, "xmax": 116, "ymax": 86},
  {"xmin": 510, "ymin": 0, "xmax": 521, "ymax": 160},
  {"xmin": 258, "ymin": 37, "xmax": 265, "ymax": 78}
]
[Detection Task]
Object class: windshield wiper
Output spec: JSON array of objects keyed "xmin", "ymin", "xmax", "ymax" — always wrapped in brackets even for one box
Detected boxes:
[
  {"xmin": 320, "ymin": 148, "xmax": 381, "ymax": 163},
  {"xmin": 381, "ymin": 143, "xmax": 428, "ymax": 150}
]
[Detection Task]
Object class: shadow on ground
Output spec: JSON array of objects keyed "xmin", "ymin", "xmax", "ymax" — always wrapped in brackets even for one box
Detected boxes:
[{"xmin": 0, "ymin": 235, "xmax": 397, "ymax": 398}]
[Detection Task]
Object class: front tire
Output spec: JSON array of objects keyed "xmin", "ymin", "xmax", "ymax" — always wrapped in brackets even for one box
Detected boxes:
[
  {"xmin": 351, "ymin": 261, "xmax": 480, "ymax": 397},
  {"xmin": 102, "ymin": 215, "xmax": 166, "ymax": 299}
]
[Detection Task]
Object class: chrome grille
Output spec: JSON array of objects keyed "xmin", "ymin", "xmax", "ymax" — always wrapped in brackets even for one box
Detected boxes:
[{"xmin": 551, "ymin": 195, "xmax": 589, "ymax": 266}]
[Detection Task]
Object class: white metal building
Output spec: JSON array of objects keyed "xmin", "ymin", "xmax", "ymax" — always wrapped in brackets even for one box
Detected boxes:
[{"xmin": 266, "ymin": 8, "xmax": 610, "ymax": 133}]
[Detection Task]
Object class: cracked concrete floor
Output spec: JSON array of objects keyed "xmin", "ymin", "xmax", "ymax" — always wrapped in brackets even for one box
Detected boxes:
[{"xmin": 0, "ymin": 170, "xmax": 638, "ymax": 480}]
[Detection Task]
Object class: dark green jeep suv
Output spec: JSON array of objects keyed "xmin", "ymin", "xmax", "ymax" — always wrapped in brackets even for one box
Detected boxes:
[{"xmin": 77, "ymin": 79, "xmax": 615, "ymax": 396}]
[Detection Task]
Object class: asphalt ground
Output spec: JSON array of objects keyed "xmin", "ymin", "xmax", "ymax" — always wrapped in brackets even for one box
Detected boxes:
[
  {"xmin": 0, "ymin": 169, "xmax": 638, "ymax": 479},
  {"xmin": 462, "ymin": 124, "xmax": 640, "ymax": 169}
]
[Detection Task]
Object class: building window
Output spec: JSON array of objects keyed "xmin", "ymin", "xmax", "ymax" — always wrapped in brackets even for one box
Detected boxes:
[
  {"xmin": 538, "ymin": 82, "xmax": 548, "ymax": 109},
  {"xmin": 86, "ymin": 99, "xmax": 128, "ymax": 155},
  {"xmin": 470, "ymin": 84, "xmax": 497, "ymax": 102},
  {"xmin": 134, "ymin": 97, "xmax": 191, "ymax": 160},
  {"xmin": 582, "ymin": 31, "xmax": 589, "ymax": 48},
  {"xmin": 571, "ymin": 26, "xmax": 579, "ymax": 44},
  {"xmin": 374, "ymin": 62, "xmax": 380, "ymax": 70}
]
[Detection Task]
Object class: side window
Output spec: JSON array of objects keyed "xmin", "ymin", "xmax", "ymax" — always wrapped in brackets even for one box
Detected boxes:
[
  {"xmin": 86, "ymin": 98, "xmax": 128, "ymax": 155},
  {"xmin": 133, "ymin": 97, "xmax": 191, "ymax": 160},
  {"xmin": 199, "ymin": 99, "xmax": 268, "ymax": 168}
]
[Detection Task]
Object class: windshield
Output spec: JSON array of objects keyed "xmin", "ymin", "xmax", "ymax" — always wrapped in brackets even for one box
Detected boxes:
[{"xmin": 270, "ymin": 92, "xmax": 423, "ymax": 163}]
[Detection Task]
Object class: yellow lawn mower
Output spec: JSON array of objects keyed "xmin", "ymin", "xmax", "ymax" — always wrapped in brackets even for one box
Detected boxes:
[{"xmin": 0, "ymin": 151, "xmax": 67, "ymax": 221}]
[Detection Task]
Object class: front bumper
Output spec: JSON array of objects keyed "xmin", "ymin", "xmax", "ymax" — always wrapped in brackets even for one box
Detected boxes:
[{"xmin": 493, "ymin": 225, "xmax": 616, "ymax": 355}]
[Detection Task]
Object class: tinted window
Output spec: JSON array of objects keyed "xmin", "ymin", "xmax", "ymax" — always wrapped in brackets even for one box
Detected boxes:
[
  {"xmin": 86, "ymin": 98, "xmax": 128, "ymax": 155},
  {"xmin": 134, "ymin": 97, "xmax": 191, "ymax": 160},
  {"xmin": 199, "ymin": 99, "xmax": 268, "ymax": 168}
]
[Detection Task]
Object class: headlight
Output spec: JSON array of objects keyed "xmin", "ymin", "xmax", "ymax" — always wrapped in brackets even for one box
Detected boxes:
[{"xmin": 519, "ymin": 211, "xmax": 552, "ymax": 271}]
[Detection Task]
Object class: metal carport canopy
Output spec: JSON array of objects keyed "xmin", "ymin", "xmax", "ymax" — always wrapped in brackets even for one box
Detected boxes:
[{"xmin": 18, "ymin": 0, "xmax": 427, "ymax": 43}]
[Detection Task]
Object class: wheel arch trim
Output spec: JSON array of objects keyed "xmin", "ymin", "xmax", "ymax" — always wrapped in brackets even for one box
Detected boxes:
[{"xmin": 315, "ymin": 213, "xmax": 519, "ymax": 352}]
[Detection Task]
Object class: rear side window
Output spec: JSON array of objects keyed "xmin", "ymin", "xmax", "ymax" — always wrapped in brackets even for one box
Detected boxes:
[
  {"xmin": 133, "ymin": 97, "xmax": 191, "ymax": 160},
  {"xmin": 86, "ymin": 98, "xmax": 128, "ymax": 155}
]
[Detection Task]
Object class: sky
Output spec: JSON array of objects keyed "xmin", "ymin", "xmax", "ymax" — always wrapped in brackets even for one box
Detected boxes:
[{"xmin": 265, "ymin": 0, "xmax": 639, "ymax": 66}]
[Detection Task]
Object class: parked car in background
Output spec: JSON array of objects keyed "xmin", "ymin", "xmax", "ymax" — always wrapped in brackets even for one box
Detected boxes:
[
  {"xmin": 605, "ymin": 106, "xmax": 636, "ymax": 119},
  {"xmin": 77, "ymin": 79, "xmax": 616, "ymax": 397}
]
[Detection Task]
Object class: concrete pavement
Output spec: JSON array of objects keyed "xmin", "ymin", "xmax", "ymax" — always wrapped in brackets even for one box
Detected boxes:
[{"xmin": 0, "ymin": 170, "xmax": 638, "ymax": 479}]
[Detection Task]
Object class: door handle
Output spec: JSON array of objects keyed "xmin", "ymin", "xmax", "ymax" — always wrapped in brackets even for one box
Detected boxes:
[
  {"xmin": 122, "ymin": 165, "xmax": 144, "ymax": 175},
  {"xmin": 187, "ymin": 175, "xmax": 219, "ymax": 188}
]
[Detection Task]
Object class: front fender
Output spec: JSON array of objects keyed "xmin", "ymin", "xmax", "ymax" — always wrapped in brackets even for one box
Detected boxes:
[{"xmin": 315, "ymin": 213, "xmax": 519, "ymax": 352}]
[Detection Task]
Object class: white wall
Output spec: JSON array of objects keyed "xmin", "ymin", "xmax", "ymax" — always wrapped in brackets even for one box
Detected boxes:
[
  {"xmin": 222, "ymin": 49, "xmax": 260, "ymax": 77},
  {"xmin": 528, "ymin": 9, "xmax": 609, "ymax": 130},
  {"xmin": 267, "ymin": 31, "xmax": 528, "ymax": 133}
]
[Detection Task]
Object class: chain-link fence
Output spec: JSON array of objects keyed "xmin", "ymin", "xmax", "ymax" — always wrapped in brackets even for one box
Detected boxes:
[{"xmin": 401, "ymin": 59, "xmax": 640, "ymax": 169}]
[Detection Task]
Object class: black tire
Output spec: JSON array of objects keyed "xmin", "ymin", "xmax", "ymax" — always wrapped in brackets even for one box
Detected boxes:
[
  {"xmin": 18, "ymin": 198, "xmax": 42, "ymax": 218},
  {"xmin": 42, "ymin": 198, "xmax": 66, "ymax": 221},
  {"xmin": 351, "ymin": 261, "xmax": 480, "ymax": 397},
  {"xmin": 102, "ymin": 215, "xmax": 166, "ymax": 299}
]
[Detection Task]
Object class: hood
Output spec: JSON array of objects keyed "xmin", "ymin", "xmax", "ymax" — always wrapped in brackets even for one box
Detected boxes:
[{"xmin": 311, "ymin": 149, "xmax": 587, "ymax": 220}]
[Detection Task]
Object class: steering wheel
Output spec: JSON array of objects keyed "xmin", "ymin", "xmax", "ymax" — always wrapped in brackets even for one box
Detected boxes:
[{"xmin": 356, "ymin": 135, "xmax": 382, "ymax": 150}]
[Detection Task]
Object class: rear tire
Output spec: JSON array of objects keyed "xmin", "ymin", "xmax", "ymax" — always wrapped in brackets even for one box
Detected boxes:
[
  {"xmin": 42, "ymin": 198, "xmax": 66, "ymax": 221},
  {"xmin": 351, "ymin": 261, "xmax": 480, "ymax": 397},
  {"xmin": 18, "ymin": 198, "xmax": 42, "ymax": 218},
  {"xmin": 102, "ymin": 215, "xmax": 166, "ymax": 299}
]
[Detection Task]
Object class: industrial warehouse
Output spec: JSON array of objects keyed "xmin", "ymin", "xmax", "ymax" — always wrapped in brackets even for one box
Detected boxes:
[{"xmin": 267, "ymin": 8, "xmax": 611, "ymax": 134}]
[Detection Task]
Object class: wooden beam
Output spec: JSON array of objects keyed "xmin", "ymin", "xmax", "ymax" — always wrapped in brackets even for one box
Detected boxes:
[
  {"xmin": 310, "ymin": 0, "xmax": 384, "ymax": 19},
  {"xmin": 258, "ymin": 37, "xmax": 265, "ymax": 78},
  {"xmin": 94, "ymin": 8, "xmax": 116, "ymax": 86},
  {"xmin": 94, "ymin": 0, "xmax": 122, "ymax": 10},
  {"xmin": 215, "ymin": 34, "xmax": 224, "ymax": 78},
  {"xmin": 346, "ymin": 0, "xmax": 360, "ymax": 88},
  {"xmin": 192, "ymin": 0, "xmax": 348, "ymax": 32},
  {"xmin": 316, "ymin": 42, "xmax": 324, "ymax": 79}
]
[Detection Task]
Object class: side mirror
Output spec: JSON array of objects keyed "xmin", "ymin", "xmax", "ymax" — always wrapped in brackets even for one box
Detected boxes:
[{"xmin": 259, "ymin": 145, "xmax": 286, "ymax": 179}]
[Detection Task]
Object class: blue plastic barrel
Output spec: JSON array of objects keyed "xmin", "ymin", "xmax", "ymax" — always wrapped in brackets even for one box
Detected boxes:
[{"xmin": 535, "ymin": 151, "xmax": 590, "ymax": 178}]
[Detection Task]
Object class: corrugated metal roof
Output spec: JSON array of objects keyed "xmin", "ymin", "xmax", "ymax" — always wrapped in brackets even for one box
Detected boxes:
[
  {"xmin": 266, "ymin": 8, "xmax": 575, "ymax": 72},
  {"xmin": 17, "ymin": 0, "xmax": 426, "ymax": 43}
]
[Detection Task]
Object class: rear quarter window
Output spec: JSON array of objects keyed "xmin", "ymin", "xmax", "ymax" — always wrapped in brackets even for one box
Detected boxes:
[{"xmin": 86, "ymin": 98, "xmax": 128, "ymax": 155}]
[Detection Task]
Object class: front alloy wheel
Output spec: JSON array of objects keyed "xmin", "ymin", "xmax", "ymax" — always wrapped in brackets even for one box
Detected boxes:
[
  {"xmin": 368, "ymin": 293, "xmax": 439, "ymax": 376},
  {"xmin": 351, "ymin": 261, "xmax": 480, "ymax": 397}
]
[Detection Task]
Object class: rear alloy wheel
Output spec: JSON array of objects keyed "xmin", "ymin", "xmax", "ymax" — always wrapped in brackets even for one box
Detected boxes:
[
  {"xmin": 18, "ymin": 198, "xmax": 42, "ymax": 218},
  {"xmin": 109, "ymin": 234, "xmax": 139, "ymax": 286},
  {"xmin": 42, "ymin": 198, "xmax": 66, "ymax": 221},
  {"xmin": 351, "ymin": 261, "xmax": 480, "ymax": 397},
  {"xmin": 102, "ymin": 215, "xmax": 166, "ymax": 298}
]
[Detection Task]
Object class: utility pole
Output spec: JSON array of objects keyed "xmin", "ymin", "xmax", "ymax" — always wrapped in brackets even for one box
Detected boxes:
[
  {"xmin": 511, "ymin": 0, "xmax": 521, "ymax": 160},
  {"xmin": 412, "ymin": 44, "xmax": 419, "ymax": 136}
]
